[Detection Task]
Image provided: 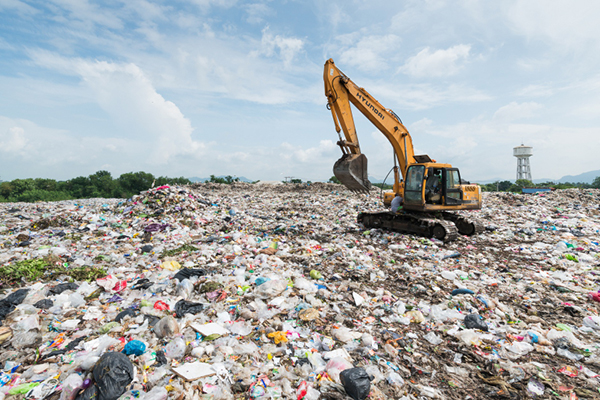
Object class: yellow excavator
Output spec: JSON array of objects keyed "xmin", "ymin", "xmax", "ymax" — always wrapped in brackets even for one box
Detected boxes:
[{"xmin": 324, "ymin": 59, "xmax": 483, "ymax": 241}]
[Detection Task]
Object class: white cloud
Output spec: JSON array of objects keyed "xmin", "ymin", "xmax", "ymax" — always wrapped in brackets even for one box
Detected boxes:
[
  {"xmin": 338, "ymin": 35, "xmax": 401, "ymax": 72},
  {"xmin": 256, "ymin": 27, "xmax": 304, "ymax": 68},
  {"xmin": 48, "ymin": 0, "xmax": 123, "ymax": 30},
  {"xmin": 368, "ymin": 81, "xmax": 491, "ymax": 111},
  {"xmin": 493, "ymin": 102, "xmax": 542, "ymax": 122},
  {"xmin": 244, "ymin": 3, "xmax": 274, "ymax": 24},
  {"xmin": 0, "ymin": 126, "xmax": 27, "ymax": 155},
  {"xmin": 29, "ymin": 51, "xmax": 205, "ymax": 163},
  {"xmin": 0, "ymin": 0, "xmax": 37, "ymax": 14},
  {"xmin": 0, "ymin": 116, "xmax": 127, "ymax": 171},
  {"xmin": 516, "ymin": 85, "xmax": 554, "ymax": 98},
  {"xmin": 506, "ymin": 0, "xmax": 600, "ymax": 50},
  {"xmin": 399, "ymin": 44, "xmax": 471, "ymax": 78}
]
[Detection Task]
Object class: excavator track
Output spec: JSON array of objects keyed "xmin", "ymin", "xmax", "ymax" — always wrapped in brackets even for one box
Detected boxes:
[
  {"xmin": 440, "ymin": 212, "xmax": 484, "ymax": 236},
  {"xmin": 358, "ymin": 211, "xmax": 458, "ymax": 242}
]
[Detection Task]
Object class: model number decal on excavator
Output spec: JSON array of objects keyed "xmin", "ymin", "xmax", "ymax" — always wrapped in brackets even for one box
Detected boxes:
[{"xmin": 356, "ymin": 92, "xmax": 384, "ymax": 120}]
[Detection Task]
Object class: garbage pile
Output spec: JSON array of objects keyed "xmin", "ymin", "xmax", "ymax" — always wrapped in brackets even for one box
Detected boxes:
[{"xmin": 0, "ymin": 184, "xmax": 599, "ymax": 400}]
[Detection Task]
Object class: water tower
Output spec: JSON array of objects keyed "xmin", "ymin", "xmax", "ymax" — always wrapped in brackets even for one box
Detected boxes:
[{"xmin": 513, "ymin": 144, "xmax": 533, "ymax": 181}]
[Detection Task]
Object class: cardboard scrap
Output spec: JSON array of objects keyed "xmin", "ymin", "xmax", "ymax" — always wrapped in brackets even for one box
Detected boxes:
[
  {"xmin": 172, "ymin": 362, "xmax": 215, "ymax": 381},
  {"xmin": 189, "ymin": 322, "xmax": 229, "ymax": 336}
]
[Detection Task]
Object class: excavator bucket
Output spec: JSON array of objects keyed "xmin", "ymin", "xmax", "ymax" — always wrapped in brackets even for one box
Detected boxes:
[{"xmin": 333, "ymin": 153, "xmax": 371, "ymax": 192}]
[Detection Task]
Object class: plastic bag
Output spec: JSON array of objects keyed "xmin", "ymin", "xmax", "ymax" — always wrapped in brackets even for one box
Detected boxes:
[
  {"xmin": 583, "ymin": 315, "xmax": 600, "ymax": 329},
  {"xmin": 455, "ymin": 329, "xmax": 481, "ymax": 346},
  {"xmin": 0, "ymin": 288, "xmax": 29, "ymax": 322},
  {"xmin": 114, "ymin": 309, "xmax": 137, "ymax": 323},
  {"xmin": 174, "ymin": 299, "xmax": 205, "ymax": 318},
  {"xmin": 139, "ymin": 386, "xmax": 168, "ymax": 400},
  {"xmin": 76, "ymin": 352, "xmax": 133, "ymax": 400},
  {"xmin": 173, "ymin": 268, "xmax": 206, "ymax": 282},
  {"xmin": 34, "ymin": 299, "xmax": 54, "ymax": 309},
  {"xmin": 424, "ymin": 332, "xmax": 443, "ymax": 345},
  {"xmin": 176, "ymin": 279, "xmax": 194, "ymax": 299},
  {"xmin": 60, "ymin": 374, "xmax": 83, "ymax": 400},
  {"xmin": 165, "ymin": 337, "xmax": 186, "ymax": 359},
  {"xmin": 340, "ymin": 367, "xmax": 372, "ymax": 400},
  {"xmin": 464, "ymin": 314, "xmax": 488, "ymax": 331},
  {"xmin": 153, "ymin": 316, "xmax": 180, "ymax": 338},
  {"xmin": 49, "ymin": 283, "xmax": 78, "ymax": 295},
  {"xmin": 153, "ymin": 300, "xmax": 169, "ymax": 311},
  {"xmin": 255, "ymin": 279, "xmax": 288, "ymax": 298},
  {"xmin": 123, "ymin": 340, "xmax": 146, "ymax": 356},
  {"xmin": 326, "ymin": 357, "xmax": 353, "ymax": 383},
  {"xmin": 505, "ymin": 342, "xmax": 534, "ymax": 356}
]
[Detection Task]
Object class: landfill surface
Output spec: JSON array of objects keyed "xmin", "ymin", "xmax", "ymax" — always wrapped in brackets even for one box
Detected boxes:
[{"xmin": 0, "ymin": 183, "xmax": 599, "ymax": 400}]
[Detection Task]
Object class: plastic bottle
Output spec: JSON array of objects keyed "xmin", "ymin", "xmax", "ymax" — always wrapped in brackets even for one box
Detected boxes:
[{"xmin": 441, "ymin": 271, "xmax": 457, "ymax": 280}]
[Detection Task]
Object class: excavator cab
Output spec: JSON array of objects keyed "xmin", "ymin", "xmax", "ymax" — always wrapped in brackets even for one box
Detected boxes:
[
  {"xmin": 333, "ymin": 153, "xmax": 371, "ymax": 192},
  {"xmin": 403, "ymin": 164, "xmax": 480, "ymax": 211}
]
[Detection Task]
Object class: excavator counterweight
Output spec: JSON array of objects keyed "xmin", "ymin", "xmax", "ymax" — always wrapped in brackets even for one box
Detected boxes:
[{"xmin": 333, "ymin": 154, "xmax": 371, "ymax": 192}]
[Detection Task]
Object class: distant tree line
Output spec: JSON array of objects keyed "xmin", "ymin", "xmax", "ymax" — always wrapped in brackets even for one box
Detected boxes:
[
  {"xmin": 328, "ymin": 175, "xmax": 600, "ymax": 193},
  {"xmin": 479, "ymin": 177, "xmax": 600, "ymax": 192},
  {"xmin": 209, "ymin": 175, "xmax": 239, "ymax": 184},
  {"xmin": 0, "ymin": 171, "xmax": 191, "ymax": 202}
]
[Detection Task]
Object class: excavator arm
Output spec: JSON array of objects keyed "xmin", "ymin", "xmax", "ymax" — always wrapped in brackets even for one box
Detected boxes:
[{"xmin": 324, "ymin": 58, "xmax": 421, "ymax": 192}]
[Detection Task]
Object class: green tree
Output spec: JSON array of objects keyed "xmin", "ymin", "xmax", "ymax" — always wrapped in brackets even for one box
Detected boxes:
[
  {"xmin": 592, "ymin": 176, "xmax": 600, "ymax": 189},
  {"xmin": 509, "ymin": 179, "xmax": 535, "ymax": 193},
  {"xmin": 209, "ymin": 175, "xmax": 239, "ymax": 184},
  {"xmin": 34, "ymin": 178, "xmax": 57, "ymax": 192},
  {"xmin": 10, "ymin": 179, "xmax": 35, "ymax": 197},
  {"xmin": 498, "ymin": 180, "xmax": 512, "ymax": 191},
  {"xmin": 116, "ymin": 172, "xmax": 155, "ymax": 197},
  {"xmin": 89, "ymin": 170, "xmax": 115, "ymax": 197},
  {"xmin": 155, "ymin": 176, "xmax": 191, "ymax": 186},
  {"xmin": 328, "ymin": 176, "xmax": 341, "ymax": 184},
  {"xmin": 65, "ymin": 176, "xmax": 95, "ymax": 198},
  {"xmin": 0, "ymin": 181, "xmax": 13, "ymax": 199}
]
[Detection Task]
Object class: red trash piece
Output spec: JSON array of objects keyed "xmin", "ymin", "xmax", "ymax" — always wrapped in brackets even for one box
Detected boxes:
[
  {"xmin": 588, "ymin": 292, "xmax": 600, "ymax": 302},
  {"xmin": 296, "ymin": 381, "xmax": 308, "ymax": 400},
  {"xmin": 113, "ymin": 281, "xmax": 127, "ymax": 292},
  {"xmin": 154, "ymin": 300, "xmax": 169, "ymax": 310}
]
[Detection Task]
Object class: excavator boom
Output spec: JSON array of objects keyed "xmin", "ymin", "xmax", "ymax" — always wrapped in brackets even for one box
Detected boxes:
[{"xmin": 324, "ymin": 59, "xmax": 417, "ymax": 193}]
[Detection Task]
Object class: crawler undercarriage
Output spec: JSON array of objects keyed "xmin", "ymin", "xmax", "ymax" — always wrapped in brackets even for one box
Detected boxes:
[{"xmin": 357, "ymin": 211, "xmax": 483, "ymax": 242}]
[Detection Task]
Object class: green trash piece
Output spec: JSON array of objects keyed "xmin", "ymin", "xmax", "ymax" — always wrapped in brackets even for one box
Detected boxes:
[
  {"xmin": 98, "ymin": 321, "xmax": 121, "ymax": 334},
  {"xmin": 140, "ymin": 299, "xmax": 152, "ymax": 307},
  {"xmin": 564, "ymin": 254, "xmax": 579, "ymax": 262},
  {"xmin": 9, "ymin": 382, "xmax": 40, "ymax": 395},
  {"xmin": 310, "ymin": 270, "xmax": 323, "ymax": 280},
  {"xmin": 556, "ymin": 323, "xmax": 572, "ymax": 332}
]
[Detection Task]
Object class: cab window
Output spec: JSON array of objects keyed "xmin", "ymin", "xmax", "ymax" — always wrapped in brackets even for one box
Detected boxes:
[
  {"xmin": 446, "ymin": 170, "xmax": 460, "ymax": 189},
  {"xmin": 405, "ymin": 165, "xmax": 425, "ymax": 203}
]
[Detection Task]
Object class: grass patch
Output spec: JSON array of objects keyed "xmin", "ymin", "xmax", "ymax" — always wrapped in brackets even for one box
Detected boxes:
[
  {"xmin": 69, "ymin": 266, "xmax": 107, "ymax": 281},
  {"xmin": 0, "ymin": 257, "xmax": 107, "ymax": 285},
  {"xmin": 159, "ymin": 244, "xmax": 198, "ymax": 259},
  {"xmin": 0, "ymin": 258, "xmax": 49, "ymax": 282}
]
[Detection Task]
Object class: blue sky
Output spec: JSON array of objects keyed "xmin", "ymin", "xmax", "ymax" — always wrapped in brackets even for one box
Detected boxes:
[{"xmin": 1, "ymin": 0, "xmax": 599, "ymax": 182}]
